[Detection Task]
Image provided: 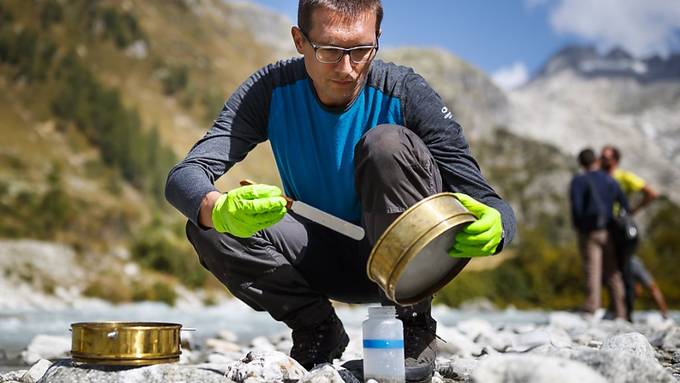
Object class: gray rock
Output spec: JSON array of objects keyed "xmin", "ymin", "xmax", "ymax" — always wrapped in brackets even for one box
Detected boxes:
[
  {"xmin": 549, "ymin": 328, "xmax": 574, "ymax": 346},
  {"xmin": 249, "ymin": 337, "xmax": 276, "ymax": 352},
  {"xmin": 569, "ymin": 344, "xmax": 672, "ymax": 381},
  {"xmin": 653, "ymin": 326, "xmax": 680, "ymax": 352},
  {"xmin": 275, "ymin": 339, "xmax": 293, "ymax": 354},
  {"xmin": 0, "ymin": 369, "xmax": 26, "ymax": 383},
  {"xmin": 21, "ymin": 335, "xmax": 70, "ymax": 365},
  {"xmin": 672, "ymin": 350, "xmax": 680, "ymax": 364},
  {"xmin": 224, "ymin": 351, "xmax": 307, "ymax": 383},
  {"xmin": 638, "ymin": 313, "xmax": 675, "ymax": 332},
  {"xmin": 479, "ymin": 346, "xmax": 500, "ymax": 356},
  {"xmin": 299, "ymin": 364, "xmax": 344, "ymax": 383},
  {"xmin": 570, "ymin": 320, "xmax": 635, "ymax": 347},
  {"xmin": 472, "ymin": 354, "xmax": 607, "ymax": 383},
  {"xmin": 207, "ymin": 353, "xmax": 241, "ymax": 365},
  {"xmin": 475, "ymin": 330, "xmax": 514, "ymax": 352},
  {"xmin": 431, "ymin": 371, "xmax": 445, "ymax": 383},
  {"xmin": 217, "ymin": 330, "xmax": 239, "ymax": 343},
  {"xmin": 524, "ymin": 343, "xmax": 565, "ymax": 356},
  {"xmin": 456, "ymin": 319, "xmax": 496, "ymax": 340},
  {"xmin": 601, "ymin": 332, "xmax": 657, "ymax": 363},
  {"xmin": 568, "ymin": 348, "xmax": 676, "ymax": 383},
  {"xmin": 548, "ymin": 312, "xmax": 588, "ymax": 330},
  {"xmin": 124, "ymin": 40, "xmax": 148, "ymax": 60},
  {"xmin": 437, "ymin": 356, "xmax": 479, "ymax": 381},
  {"xmin": 457, "ymin": 297, "xmax": 496, "ymax": 312},
  {"xmin": 437, "ymin": 326, "xmax": 483, "ymax": 357},
  {"xmin": 179, "ymin": 349, "xmax": 206, "ymax": 365},
  {"xmin": 205, "ymin": 338, "xmax": 242, "ymax": 354},
  {"xmin": 336, "ymin": 366, "xmax": 362, "ymax": 383},
  {"xmin": 21, "ymin": 359, "xmax": 52, "ymax": 383},
  {"xmin": 38, "ymin": 361, "xmax": 232, "ymax": 383},
  {"xmin": 508, "ymin": 328, "xmax": 572, "ymax": 352},
  {"xmin": 595, "ymin": 318, "xmax": 636, "ymax": 336},
  {"xmin": 571, "ymin": 327, "xmax": 609, "ymax": 346},
  {"xmin": 509, "ymin": 323, "xmax": 538, "ymax": 334},
  {"xmin": 529, "ymin": 344, "xmax": 594, "ymax": 358}
]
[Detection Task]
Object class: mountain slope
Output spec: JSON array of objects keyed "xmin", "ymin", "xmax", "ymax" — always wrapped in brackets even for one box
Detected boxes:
[
  {"xmin": 0, "ymin": 0, "xmax": 296, "ymax": 300},
  {"xmin": 508, "ymin": 46, "xmax": 680, "ymax": 202},
  {"xmin": 0, "ymin": 0, "xmax": 295, "ymax": 240},
  {"xmin": 379, "ymin": 48, "xmax": 509, "ymax": 140}
]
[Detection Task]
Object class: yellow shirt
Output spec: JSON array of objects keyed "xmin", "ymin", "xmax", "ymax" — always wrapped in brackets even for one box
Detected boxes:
[{"xmin": 613, "ymin": 169, "xmax": 646, "ymax": 197}]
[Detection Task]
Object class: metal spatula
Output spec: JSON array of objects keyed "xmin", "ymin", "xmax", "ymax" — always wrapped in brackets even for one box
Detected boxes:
[{"xmin": 239, "ymin": 179, "xmax": 365, "ymax": 240}]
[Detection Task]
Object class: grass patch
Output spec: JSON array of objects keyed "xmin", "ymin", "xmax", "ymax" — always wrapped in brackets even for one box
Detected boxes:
[{"xmin": 131, "ymin": 218, "xmax": 208, "ymax": 289}]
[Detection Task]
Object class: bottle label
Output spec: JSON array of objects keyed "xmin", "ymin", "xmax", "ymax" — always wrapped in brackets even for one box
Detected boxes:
[{"xmin": 363, "ymin": 339, "xmax": 404, "ymax": 349}]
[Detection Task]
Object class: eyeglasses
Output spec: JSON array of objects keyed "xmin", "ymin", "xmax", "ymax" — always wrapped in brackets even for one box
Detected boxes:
[{"xmin": 300, "ymin": 30, "xmax": 379, "ymax": 64}]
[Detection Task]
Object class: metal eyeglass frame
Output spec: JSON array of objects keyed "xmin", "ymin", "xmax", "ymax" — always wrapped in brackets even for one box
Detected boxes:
[{"xmin": 299, "ymin": 30, "xmax": 379, "ymax": 64}]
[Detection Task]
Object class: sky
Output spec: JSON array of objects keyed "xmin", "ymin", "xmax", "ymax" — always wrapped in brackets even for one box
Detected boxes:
[{"xmin": 247, "ymin": 0, "xmax": 680, "ymax": 90}]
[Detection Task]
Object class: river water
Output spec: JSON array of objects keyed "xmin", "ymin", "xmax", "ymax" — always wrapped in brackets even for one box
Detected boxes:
[
  {"xmin": 0, "ymin": 300, "xmax": 549, "ymax": 360},
  {"xmin": 1, "ymin": 299, "xmax": 675, "ymax": 372}
]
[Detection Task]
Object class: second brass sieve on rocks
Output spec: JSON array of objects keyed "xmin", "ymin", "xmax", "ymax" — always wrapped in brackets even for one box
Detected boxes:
[
  {"xmin": 70, "ymin": 322, "xmax": 182, "ymax": 366},
  {"xmin": 367, "ymin": 193, "xmax": 477, "ymax": 304}
]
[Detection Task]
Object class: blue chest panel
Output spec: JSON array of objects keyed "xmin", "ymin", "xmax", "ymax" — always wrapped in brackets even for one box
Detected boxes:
[{"xmin": 267, "ymin": 79, "xmax": 403, "ymax": 222}]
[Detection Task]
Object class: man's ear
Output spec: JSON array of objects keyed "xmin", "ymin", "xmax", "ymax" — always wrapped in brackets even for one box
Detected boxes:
[{"xmin": 291, "ymin": 26, "xmax": 305, "ymax": 55}]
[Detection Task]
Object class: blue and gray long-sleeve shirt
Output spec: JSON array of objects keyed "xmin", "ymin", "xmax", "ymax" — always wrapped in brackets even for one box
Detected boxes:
[{"xmin": 165, "ymin": 58, "xmax": 516, "ymax": 249}]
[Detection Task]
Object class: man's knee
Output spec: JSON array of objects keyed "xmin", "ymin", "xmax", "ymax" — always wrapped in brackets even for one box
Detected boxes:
[
  {"xmin": 354, "ymin": 124, "xmax": 441, "ymax": 198},
  {"xmin": 356, "ymin": 124, "xmax": 415, "ymax": 167},
  {"xmin": 185, "ymin": 220, "xmax": 283, "ymax": 279},
  {"xmin": 185, "ymin": 220, "xmax": 235, "ymax": 276}
]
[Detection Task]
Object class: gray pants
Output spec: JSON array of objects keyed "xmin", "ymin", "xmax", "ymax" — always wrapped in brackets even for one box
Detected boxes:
[{"xmin": 186, "ymin": 125, "xmax": 442, "ymax": 330}]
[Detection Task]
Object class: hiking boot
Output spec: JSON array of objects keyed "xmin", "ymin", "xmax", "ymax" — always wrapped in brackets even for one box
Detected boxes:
[
  {"xmin": 290, "ymin": 311, "xmax": 349, "ymax": 370},
  {"xmin": 400, "ymin": 309, "xmax": 437, "ymax": 383}
]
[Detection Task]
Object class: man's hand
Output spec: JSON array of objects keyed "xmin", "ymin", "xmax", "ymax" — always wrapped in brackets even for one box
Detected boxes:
[
  {"xmin": 448, "ymin": 193, "xmax": 503, "ymax": 258},
  {"xmin": 211, "ymin": 184, "xmax": 287, "ymax": 238}
]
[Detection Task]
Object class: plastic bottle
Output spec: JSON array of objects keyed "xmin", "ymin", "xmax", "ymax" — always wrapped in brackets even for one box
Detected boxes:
[{"xmin": 362, "ymin": 306, "xmax": 405, "ymax": 383}]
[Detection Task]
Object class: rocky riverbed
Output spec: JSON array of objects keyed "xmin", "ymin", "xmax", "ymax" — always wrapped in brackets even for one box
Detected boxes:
[{"xmin": 1, "ymin": 307, "xmax": 678, "ymax": 383}]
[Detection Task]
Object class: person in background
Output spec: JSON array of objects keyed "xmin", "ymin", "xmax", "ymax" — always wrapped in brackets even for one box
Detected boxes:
[
  {"xmin": 165, "ymin": 0, "xmax": 516, "ymax": 380},
  {"xmin": 600, "ymin": 146, "xmax": 659, "ymax": 215},
  {"xmin": 630, "ymin": 255, "xmax": 669, "ymax": 319},
  {"xmin": 569, "ymin": 148, "xmax": 629, "ymax": 319},
  {"xmin": 600, "ymin": 145, "xmax": 660, "ymax": 320}
]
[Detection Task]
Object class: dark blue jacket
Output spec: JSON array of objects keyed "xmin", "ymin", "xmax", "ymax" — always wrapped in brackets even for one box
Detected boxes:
[{"xmin": 569, "ymin": 170, "xmax": 629, "ymax": 232}]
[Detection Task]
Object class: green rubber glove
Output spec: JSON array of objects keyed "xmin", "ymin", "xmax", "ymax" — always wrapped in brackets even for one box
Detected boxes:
[
  {"xmin": 211, "ymin": 184, "xmax": 287, "ymax": 238},
  {"xmin": 449, "ymin": 192, "xmax": 503, "ymax": 258}
]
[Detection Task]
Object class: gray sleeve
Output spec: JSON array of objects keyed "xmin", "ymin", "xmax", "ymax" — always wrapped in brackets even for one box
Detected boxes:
[
  {"xmin": 165, "ymin": 66, "xmax": 273, "ymax": 225},
  {"xmin": 401, "ymin": 73, "xmax": 516, "ymax": 250}
]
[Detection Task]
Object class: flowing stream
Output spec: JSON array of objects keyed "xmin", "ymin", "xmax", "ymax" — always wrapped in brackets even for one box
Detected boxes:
[{"xmin": 2, "ymin": 299, "xmax": 675, "ymax": 372}]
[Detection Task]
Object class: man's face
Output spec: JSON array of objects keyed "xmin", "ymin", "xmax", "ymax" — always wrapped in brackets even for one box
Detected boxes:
[
  {"xmin": 292, "ymin": 7, "xmax": 378, "ymax": 108},
  {"xmin": 600, "ymin": 148, "xmax": 617, "ymax": 171}
]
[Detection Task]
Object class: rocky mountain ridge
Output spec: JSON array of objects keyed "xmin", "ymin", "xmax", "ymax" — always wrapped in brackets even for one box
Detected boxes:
[
  {"xmin": 378, "ymin": 48, "xmax": 510, "ymax": 141},
  {"xmin": 507, "ymin": 46, "xmax": 680, "ymax": 203},
  {"xmin": 534, "ymin": 45, "xmax": 680, "ymax": 83}
]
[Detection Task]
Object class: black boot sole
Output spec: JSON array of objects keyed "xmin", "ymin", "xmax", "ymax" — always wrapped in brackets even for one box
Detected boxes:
[{"xmin": 405, "ymin": 361, "xmax": 434, "ymax": 383}]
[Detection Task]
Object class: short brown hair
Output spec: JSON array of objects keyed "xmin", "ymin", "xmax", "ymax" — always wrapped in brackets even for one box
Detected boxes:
[
  {"xmin": 297, "ymin": 0, "xmax": 383, "ymax": 36},
  {"xmin": 602, "ymin": 145, "xmax": 621, "ymax": 162}
]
